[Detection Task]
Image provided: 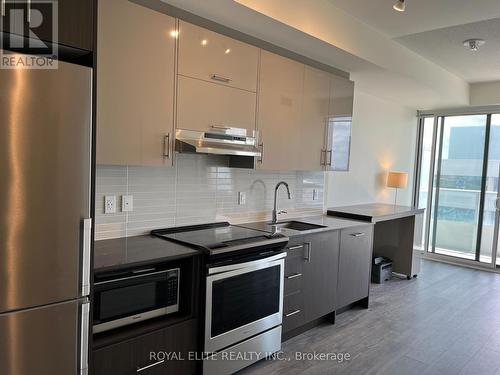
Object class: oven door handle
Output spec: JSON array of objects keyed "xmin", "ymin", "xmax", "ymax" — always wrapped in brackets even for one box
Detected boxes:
[{"xmin": 208, "ymin": 252, "xmax": 287, "ymax": 275}]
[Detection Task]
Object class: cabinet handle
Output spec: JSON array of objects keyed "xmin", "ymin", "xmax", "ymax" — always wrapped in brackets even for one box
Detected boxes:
[
  {"xmin": 210, "ymin": 125, "xmax": 231, "ymax": 130},
  {"xmin": 163, "ymin": 133, "xmax": 170, "ymax": 159},
  {"xmin": 257, "ymin": 142, "xmax": 264, "ymax": 163},
  {"xmin": 350, "ymin": 232, "xmax": 366, "ymax": 237},
  {"xmin": 326, "ymin": 150, "xmax": 333, "ymax": 166},
  {"xmin": 1, "ymin": 0, "xmax": 5, "ymax": 17},
  {"xmin": 211, "ymin": 74, "xmax": 231, "ymax": 83},
  {"xmin": 137, "ymin": 359, "xmax": 165, "ymax": 373},
  {"xmin": 286, "ymin": 273, "xmax": 303, "ymax": 279},
  {"xmin": 496, "ymin": 197, "xmax": 500, "ymax": 211},
  {"xmin": 285, "ymin": 309, "xmax": 301, "ymax": 317},
  {"xmin": 320, "ymin": 149, "xmax": 326, "ymax": 166},
  {"xmin": 287, "ymin": 244, "xmax": 304, "ymax": 251},
  {"xmin": 304, "ymin": 242, "xmax": 312, "ymax": 263}
]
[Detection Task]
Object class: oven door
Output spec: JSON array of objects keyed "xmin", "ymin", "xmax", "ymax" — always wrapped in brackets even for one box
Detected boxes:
[{"xmin": 205, "ymin": 252, "xmax": 286, "ymax": 353}]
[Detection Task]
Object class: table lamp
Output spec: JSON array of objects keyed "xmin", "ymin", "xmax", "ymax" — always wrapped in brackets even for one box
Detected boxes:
[{"xmin": 387, "ymin": 171, "xmax": 408, "ymax": 205}]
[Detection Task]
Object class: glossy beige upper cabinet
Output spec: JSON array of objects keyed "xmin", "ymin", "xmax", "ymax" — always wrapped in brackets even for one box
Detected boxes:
[
  {"xmin": 325, "ymin": 75, "xmax": 355, "ymax": 171},
  {"xmin": 296, "ymin": 66, "xmax": 331, "ymax": 171},
  {"xmin": 178, "ymin": 21, "xmax": 259, "ymax": 92},
  {"xmin": 97, "ymin": 0, "xmax": 176, "ymax": 166},
  {"xmin": 257, "ymin": 51, "xmax": 304, "ymax": 171},
  {"xmin": 176, "ymin": 75, "xmax": 257, "ymax": 134}
]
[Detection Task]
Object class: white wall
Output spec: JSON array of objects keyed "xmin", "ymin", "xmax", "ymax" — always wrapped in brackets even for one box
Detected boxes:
[
  {"xmin": 470, "ymin": 81, "xmax": 500, "ymax": 105},
  {"xmin": 326, "ymin": 89, "xmax": 417, "ymax": 207}
]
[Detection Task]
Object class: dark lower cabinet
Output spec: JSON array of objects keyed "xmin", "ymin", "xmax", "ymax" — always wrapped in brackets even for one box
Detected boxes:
[
  {"xmin": 337, "ymin": 225, "xmax": 374, "ymax": 309},
  {"xmin": 93, "ymin": 319, "xmax": 198, "ymax": 375},
  {"xmin": 302, "ymin": 231, "xmax": 339, "ymax": 322},
  {"xmin": 1, "ymin": 0, "xmax": 95, "ymax": 51},
  {"xmin": 282, "ymin": 231, "xmax": 339, "ymax": 336}
]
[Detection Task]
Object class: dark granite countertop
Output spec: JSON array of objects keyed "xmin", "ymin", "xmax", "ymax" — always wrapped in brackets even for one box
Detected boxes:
[
  {"xmin": 327, "ymin": 203, "xmax": 425, "ymax": 223},
  {"xmin": 93, "ymin": 235, "xmax": 199, "ymax": 273},
  {"xmin": 238, "ymin": 215, "xmax": 372, "ymax": 237}
]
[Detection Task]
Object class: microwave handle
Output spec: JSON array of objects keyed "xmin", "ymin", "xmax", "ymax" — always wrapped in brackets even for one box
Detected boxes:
[{"xmin": 81, "ymin": 218, "xmax": 92, "ymax": 296}]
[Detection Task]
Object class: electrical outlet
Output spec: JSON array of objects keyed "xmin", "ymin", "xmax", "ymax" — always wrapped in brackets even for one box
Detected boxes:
[
  {"xmin": 104, "ymin": 195, "xmax": 116, "ymax": 214},
  {"xmin": 238, "ymin": 191, "xmax": 246, "ymax": 205},
  {"xmin": 122, "ymin": 195, "xmax": 133, "ymax": 212}
]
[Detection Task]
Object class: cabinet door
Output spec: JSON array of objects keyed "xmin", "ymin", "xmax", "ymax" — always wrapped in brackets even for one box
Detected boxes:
[
  {"xmin": 325, "ymin": 75, "xmax": 354, "ymax": 171},
  {"xmin": 93, "ymin": 340, "xmax": 135, "ymax": 375},
  {"xmin": 178, "ymin": 21, "xmax": 259, "ymax": 92},
  {"xmin": 134, "ymin": 320, "xmax": 197, "ymax": 375},
  {"xmin": 57, "ymin": 0, "xmax": 95, "ymax": 51},
  {"xmin": 1, "ymin": 0, "xmax": 94, "ymax": 51},
  {"xmin": 303, "ymin": 231, "xmax": 339, "ymax": 322},
  {"xmin": 296, "ymin": 66, "xmax": 330, "ymax": 171},
  {"xmin": 97, "ymin": 0, "xmax": 175, "ymax": 166},
  {"xmin": 337, "ymin": 226, "xmax": 373, "ymax": 309},
  {"xmin": 257, "ymin": 51, "xmax": 304, "ymax": 170},
  {"xmin": 93, "ymin": 319, "xmax": 198, "ymax": 375},
  {"xmin": 176, "ymin": 75, "xmax": 256, "ymax": 134}
]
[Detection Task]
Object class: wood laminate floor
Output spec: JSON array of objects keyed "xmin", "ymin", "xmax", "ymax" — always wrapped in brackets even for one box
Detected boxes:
[{"xmin": 241, "ymin": 260, "xmax": 500, "ymax": 375}]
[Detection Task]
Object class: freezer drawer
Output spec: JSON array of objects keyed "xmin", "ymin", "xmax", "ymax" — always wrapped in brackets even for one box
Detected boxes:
[
  {"xmin": 0, "ymin": 299, "xmax": 89, "ymax": 375},
  {"xmin": 0, "ymin": 58, "xmax": 92, "ymax": 312}
]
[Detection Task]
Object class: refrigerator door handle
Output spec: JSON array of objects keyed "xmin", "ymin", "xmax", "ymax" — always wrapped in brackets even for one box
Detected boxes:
[
  {"xmin": 80, "ymin": 299, "xmax": 90, "ymax": 375},
  {"xmin": 81, "ymin": 218, "xmax": 92, "ymax": 296}
]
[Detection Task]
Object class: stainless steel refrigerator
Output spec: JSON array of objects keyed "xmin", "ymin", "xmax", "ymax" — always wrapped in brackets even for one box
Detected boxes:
[{"xmin": 0, "ymin": 56, "xmax": 92, "ymax": 375}]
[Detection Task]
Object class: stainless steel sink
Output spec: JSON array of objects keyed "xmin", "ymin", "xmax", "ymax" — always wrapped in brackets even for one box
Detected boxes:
[{"xmin": 269, "ymin": 221, "xmax": 326, "ymax": 231}]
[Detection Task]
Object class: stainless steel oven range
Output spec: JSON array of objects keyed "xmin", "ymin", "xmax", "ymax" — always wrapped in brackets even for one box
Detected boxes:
[{"xmin": 152, "ymin": 222, "xmax": 289, "ymax": 375}]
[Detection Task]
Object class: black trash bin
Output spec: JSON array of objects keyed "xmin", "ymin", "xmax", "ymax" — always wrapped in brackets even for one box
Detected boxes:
[{"xmin": 372, "ymin": 256, "xmax": 393, "ymax": 284}]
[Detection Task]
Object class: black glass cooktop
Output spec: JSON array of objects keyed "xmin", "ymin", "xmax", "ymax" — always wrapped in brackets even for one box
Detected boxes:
[{"xmin": 151, "ymin": 222, "xmax": 287, "ymax": 254}]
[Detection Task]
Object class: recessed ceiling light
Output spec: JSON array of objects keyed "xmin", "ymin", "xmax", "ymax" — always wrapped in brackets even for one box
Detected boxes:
[
  {"xmin": 201, "ymin": 39, "xmax": 208, "ymax": 46},
  {"xmin": 169, "ymin": 30, "xmax": 179, "ymax": 38},
  {"xmin": 225, "ymin": 48, "xmax": 231, "ymax": 54},
  {"xmin": 393, "ymin": 0, "xmax": 405, "ymax": 12},
  {"xmin": 463, "ymin": 39, "xmax": 485, "ymax": 52}
]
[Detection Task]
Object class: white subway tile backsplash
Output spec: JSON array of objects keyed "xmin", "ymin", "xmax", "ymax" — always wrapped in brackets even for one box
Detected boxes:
[{"xmin": 95, "ymin": 154, "xmax": 325, "ymax": 239}]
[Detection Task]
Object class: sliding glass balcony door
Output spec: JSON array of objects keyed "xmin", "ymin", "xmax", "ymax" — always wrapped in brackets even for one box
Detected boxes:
[
  {"xmin": 415, "ymin": 111, "xmax": 500, "ymax": 267},
  {"xmin": 479, "ymin": 114, "xmax": 500, "ymax": 265},
  {"xmin": 431, "ymin": 115, "xmax": 488, "ymax": 260}
]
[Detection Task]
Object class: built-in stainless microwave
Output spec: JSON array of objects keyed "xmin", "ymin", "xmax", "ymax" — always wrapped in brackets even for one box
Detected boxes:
[{"xmin": 93, "ymin": 267, "xmax": 180, "ymax": 333}]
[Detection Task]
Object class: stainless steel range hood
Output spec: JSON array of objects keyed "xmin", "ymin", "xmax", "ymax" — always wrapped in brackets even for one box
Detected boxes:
[{"xmin": 175, "ymin": 128, "xmax": 261, "ymax": 157}]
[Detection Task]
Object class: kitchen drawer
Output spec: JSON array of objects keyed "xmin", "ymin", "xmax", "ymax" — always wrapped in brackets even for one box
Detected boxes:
[
  {"xmin": 285, "ymin": 240, "xmax": 307, "ymax": 260},
  {"xmin": 283, "ymin": 291, "xmax": 304, "ymax": 333},
  {"xmin": 284, "ymin": 258, "xmax": 303, "ymax": 296},
  {"xmin": 93, "ymin": 319, "xmax": 198, "ymax": 375},
  {"xmin": 93, "ymin": 340, "xmax": 135, "ymax": 375},
  {"xmin": 176, "ymin": 75, "xmax": 256, "ymax": 134},
  {"xmin": 178, "ymin": 21, "xmax": 259, "ymax": 92}
]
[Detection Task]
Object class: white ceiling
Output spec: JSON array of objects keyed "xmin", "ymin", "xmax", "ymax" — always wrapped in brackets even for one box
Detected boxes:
[
  {"xmin": 327, "ymin": 0, "xmax": 500, "ymax": 38},
  {"xmin": 396, "ymin": 18, "xmax": 500, "ymax": 82},
  {"xmin": 328, "ymin": 0, "xmax": 500, "ymax": 82}
]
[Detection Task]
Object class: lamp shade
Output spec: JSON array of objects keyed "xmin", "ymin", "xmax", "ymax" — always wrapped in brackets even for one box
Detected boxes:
[{"xmin": 387, "ymin": 171, "xmax": 408, "ymax": 189}]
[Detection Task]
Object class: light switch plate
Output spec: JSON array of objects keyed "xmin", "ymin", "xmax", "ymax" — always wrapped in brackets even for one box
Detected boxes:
[
  {"xmin": 238, "ymin": 191, "xmax": 246, "ymax": 205},
  {"xmin": 122, "ymin": 195, "xmax": 133, "ymax": 212},
  {"xmin": 104, "ymin": 195, "xmax": 116, "ymax": 214}
]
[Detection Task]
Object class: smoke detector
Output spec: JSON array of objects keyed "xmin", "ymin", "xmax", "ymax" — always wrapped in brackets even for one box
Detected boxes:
[{"xmin": 463, "ymin": 39, "xmax": 485, "ymax": 52}]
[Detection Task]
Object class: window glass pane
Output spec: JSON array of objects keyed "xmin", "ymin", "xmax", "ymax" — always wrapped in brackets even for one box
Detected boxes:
[
  {"xmin": 433, "ymin": 115, "xmax": 487, "ymax": 260},
  {"xmin": 415, "ymin": 117, "xmax": 435, "ymax": 251},
  {"xmin": 480, "ymin": 114, "xmax": 500, "ymax": 264}
]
